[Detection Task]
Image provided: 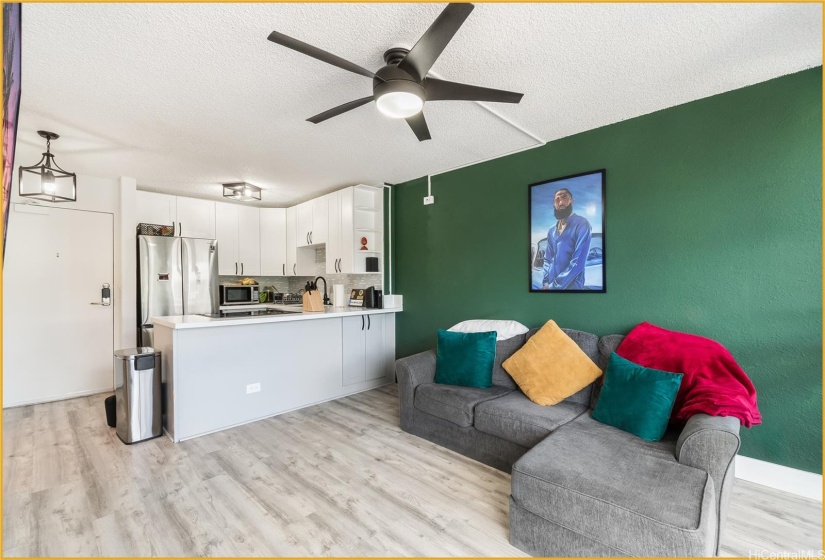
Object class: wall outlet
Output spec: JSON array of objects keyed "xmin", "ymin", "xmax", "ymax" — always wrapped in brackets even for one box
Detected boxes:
[
  {"xmin": 246, "ymin": 382, "xmax": 261, "ymax": 394},
  {"xmin": 423, "ymin": 195, "xmax": 435, "ymax": 205}
]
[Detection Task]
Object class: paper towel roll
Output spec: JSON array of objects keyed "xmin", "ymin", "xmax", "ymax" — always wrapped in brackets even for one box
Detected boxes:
[{"xmin": 333, "ymin": 284, "xmax": 346, "ymax": 307}]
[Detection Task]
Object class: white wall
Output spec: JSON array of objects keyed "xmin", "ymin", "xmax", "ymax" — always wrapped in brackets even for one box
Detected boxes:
[{"xmin": 7, "ymin": 139, "xmax": 137, "ymax": 402}]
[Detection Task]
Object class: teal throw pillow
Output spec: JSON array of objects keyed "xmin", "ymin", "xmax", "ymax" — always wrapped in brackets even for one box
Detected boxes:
[
  {"xmin": 592, "ymin": 353, "xmax": 683, "ymax": 442},
  {"xmin": 435, "ymin": 329, "xmax": 497, "ymax": 389}
]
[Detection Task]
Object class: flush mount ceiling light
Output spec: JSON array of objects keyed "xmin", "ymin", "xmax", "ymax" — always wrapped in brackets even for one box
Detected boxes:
[
  {"xmin": 18, "ymin": 131, "xmax": 77, "ymax": 203},
  {"xmin": 222, "ymin": 182, "xmax": 262, "ymax": 202}
]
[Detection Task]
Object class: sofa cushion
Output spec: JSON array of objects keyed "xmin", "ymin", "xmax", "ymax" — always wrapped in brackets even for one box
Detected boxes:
[
  {"xmin": 414, "ymin": 383, "xmax": 512, "ymax": 427},
  {"xmin": 591, "ymin": 334, "xmax": 625, "ymax": 407},
  {"xmin": 491, "ymin": 333, "xmax": 527, "ymax": 390},
  {"xmin": 474, "ymin": 392, "xmax": 588, "ymax": 448},
  {"xmin": 449, "ymin": 319, "xmax": 529, "ymax": 341},
  {"xmin": 592, "ymin": 352, "xmax": 683, "ymax": 442},
  {"xmin": 504, "ymin": 321, "xmax": 602, "ymax": 406},
  {"xmin": 526, "ymin": 327, "xmax": 600, "ymax": 406},
  {"xmin": 435, "ymin": 329, "xmax": 497, "ymax": 388},
  {"xmin": 511, "ymin": 414, "xmax": 715, "ymax": 557}
]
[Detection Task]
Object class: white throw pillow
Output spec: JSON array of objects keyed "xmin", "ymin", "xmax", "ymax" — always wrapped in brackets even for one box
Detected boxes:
[{"xmin": 448, "ymin": 319, "xmax": 529, "ymax": 341}]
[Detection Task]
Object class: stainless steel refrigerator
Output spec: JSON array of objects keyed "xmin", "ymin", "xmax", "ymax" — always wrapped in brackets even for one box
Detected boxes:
[{"xmin": 137, "ymin": 235, "xmax": 219, "ymax": 347}]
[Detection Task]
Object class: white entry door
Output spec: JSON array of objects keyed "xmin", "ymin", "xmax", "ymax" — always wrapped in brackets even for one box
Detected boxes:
[{"xmin": 3, "ymin": 204, "xmax": 114, "ymax": 407}]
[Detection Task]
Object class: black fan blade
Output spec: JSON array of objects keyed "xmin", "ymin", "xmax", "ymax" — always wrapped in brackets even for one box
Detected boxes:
[
  {"xmin": 405, "ymin": 113, "xmax": 431, "ymax": 141},
  {"xmin": 307, "ymin": 96, "xmax": 374, "ymax": 124},
  {"xmin": 397, "ymin": 4, "xmax": 474, "ymax": 82},
  {"xmin": 424, "ymin": 77, "xmax": 523, "ymax": 103},
  {"xmin": 268, "ymin": 31, "xmax": 377, "ymax": 80}
]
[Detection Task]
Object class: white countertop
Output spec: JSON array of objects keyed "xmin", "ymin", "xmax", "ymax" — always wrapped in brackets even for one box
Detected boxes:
[{"xmin": 151, "ymin": 303, "xmax": 402, "ymax": 329}]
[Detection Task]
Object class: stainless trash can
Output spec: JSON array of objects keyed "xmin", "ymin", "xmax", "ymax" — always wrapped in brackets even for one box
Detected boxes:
[{"xmin": 114, "ymin": 348, "xmax": 162, "ymax": 444}]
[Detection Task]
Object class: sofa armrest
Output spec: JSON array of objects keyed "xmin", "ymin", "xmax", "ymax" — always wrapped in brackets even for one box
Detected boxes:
[
  {"xmin": 395, "ymin": 350, "xmax": 437, "ymax": 431},
  {"xmin": 676, "ymin": 414, "xmax": 741, "ymax": 473},
  {"xmin": 675, "ymin": 414, "xmax": 741, "ymax": 554}
]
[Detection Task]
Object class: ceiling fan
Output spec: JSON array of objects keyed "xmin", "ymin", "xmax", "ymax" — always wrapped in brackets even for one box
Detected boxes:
[{"xmin": 267, "ymin": 3, "xmax": 524, "ymax": 141}]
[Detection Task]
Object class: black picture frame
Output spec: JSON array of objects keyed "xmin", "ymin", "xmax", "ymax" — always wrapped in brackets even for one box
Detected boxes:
[{"xmin": 528, "ymin": 169, "xmax": 606, "ymax": 293}]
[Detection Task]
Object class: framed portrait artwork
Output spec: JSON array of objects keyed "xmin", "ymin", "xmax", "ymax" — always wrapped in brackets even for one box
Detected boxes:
[{"xmin": 529, "ymin": 169, "xmax": 605, "ymax": 293}]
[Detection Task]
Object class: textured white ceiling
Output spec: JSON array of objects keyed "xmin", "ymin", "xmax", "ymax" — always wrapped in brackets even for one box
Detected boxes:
[{"xmin": 17, "ymin": 3, "xmax": 822, "ymax": 206}]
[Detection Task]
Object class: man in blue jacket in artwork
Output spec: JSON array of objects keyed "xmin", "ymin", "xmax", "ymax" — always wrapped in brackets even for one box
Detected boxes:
[{"xmin": 542, "ymin": 187, "xmax": 592, "ymax": 290}]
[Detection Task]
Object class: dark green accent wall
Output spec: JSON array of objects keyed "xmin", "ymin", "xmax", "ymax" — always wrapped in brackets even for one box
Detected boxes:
[{"xmin": 392, "ymin": 68, "xmax": 822, "ymax": 473}]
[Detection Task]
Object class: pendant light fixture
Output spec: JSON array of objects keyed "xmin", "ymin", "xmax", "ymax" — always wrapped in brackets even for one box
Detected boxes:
[
  {"xmin": 18, "ymin": 130, "xmax": 77, "ymax": 202},
  {"xmin": 222, "ymin": 182, "xmax": 262, "ymax": 202}
]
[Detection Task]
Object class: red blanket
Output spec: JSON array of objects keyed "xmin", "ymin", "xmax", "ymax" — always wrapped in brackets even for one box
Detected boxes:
[{"xmin": 616, "ymin": 322, "xmax": 761, "ymax": 427}]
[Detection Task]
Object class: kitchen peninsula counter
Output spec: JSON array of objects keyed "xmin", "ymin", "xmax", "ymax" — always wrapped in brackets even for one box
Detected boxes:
[
  {"xmin": 152, "ymin": 304, "xmax": 401, "ymax": 442},
  {"xmin": 151, "ymin": 304, "xmax": 401, "ymax": 329}
]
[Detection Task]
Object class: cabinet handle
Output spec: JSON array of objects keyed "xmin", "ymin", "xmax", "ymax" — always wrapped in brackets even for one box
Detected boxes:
[
  {"xmin": 235, "ymin": 262, "xmax": 238, "ymax": 275},
  {"xmin": 283, "ymin": 263, "xmax": 285, "ymax": 276},
  {"xmin": 361, "ymin": 315, "xmax": 364, "ymax": 330},
  {"xmin": 179, "ymin": 222, "xmax": 182, "ymax": 236},
  {"xmin": 367, "ymin": 315, "xmax": 371, "ymax": 330},
  {"xmin": 293, "ymin": 263, "xmax": 296, "ymax": 275},
  {"xmin": 310, "ymin": 231, "xmax": 313, "ymax": 244},
  {"xmin": 241, "ymin": 263, "xmax": 244, "ymax": 275},
  {"xmin": 306, "ymin": 232, "xmax": 309, "ymax": 245}
]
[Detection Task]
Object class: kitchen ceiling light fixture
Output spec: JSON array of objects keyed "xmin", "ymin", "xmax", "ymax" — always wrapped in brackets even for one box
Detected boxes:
[
  {"xmin": 18, "ymin": 131, "xmax": 77, "ymax": 202},
  {"xmin": 222, "ymin": 182, "xmax": 262, "ymax": 202}
]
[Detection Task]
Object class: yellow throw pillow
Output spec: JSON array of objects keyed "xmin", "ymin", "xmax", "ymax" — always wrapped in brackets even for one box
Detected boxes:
[{"xmin": 502, "ymin": 320, "xmax": 602, "ymax": 405}]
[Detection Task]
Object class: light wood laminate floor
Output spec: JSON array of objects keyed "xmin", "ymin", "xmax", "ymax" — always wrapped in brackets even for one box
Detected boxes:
[{"xmin": 3, "ymin": 384, "xmax": 821, "ymax": 557}]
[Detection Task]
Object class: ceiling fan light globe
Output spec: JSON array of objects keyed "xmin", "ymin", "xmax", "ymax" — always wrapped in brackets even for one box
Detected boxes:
[{"xmin": 376, "ymin": 91, "xmax": 424, "ymax": 119}]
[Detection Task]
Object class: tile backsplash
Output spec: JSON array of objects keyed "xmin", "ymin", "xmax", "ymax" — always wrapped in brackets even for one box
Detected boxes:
[{"xmin": 220, "ymin": 247, "xmax": 382, "ymax": 305}]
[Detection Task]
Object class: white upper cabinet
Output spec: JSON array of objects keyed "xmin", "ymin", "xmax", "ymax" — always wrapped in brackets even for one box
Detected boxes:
[
  {"xmin": 326, "ymin": 185, "xmax": 383, "ymax": 274},
  {"xmin": 215, "ymin": 203, "xmax": 240, "ymax": 275},
  {"xmin": 286, "ymin": 206, "xmax": 297, "ymax": 275},
  {"xmin": 296, "ymin": 196, "xmax": 329, "ymax": 247},
  {"xmin": 326, "ymin": 191, "xmax": 341, "ymax": 274},
  {"xmin": 136, "ymin": 191, "xmax": 176, "ymax": 228},
  {"xmin": 296, "ymin": 202, "xmax": 313, "ymax": 247},
  {"xmin": 175, "ymin": 197, "xmax": 216, "ymax": 239},
  {"xmin": 260, "ymin": 208, "xmax": 287, "ymax": 277},
  {"xmin": 237, "ymin": 206, "xmax": 261, "ymax": 277},
  {"xmin": 311, "ymin": 196, "xmax": 328, "ymax": 245},
  {"xmin": 136, "ymin": 191, "xmax": 215, "ymax": 239},
  {"xmin": 216, "ymin": 203, "xmax": 260, "ymax": 276}
]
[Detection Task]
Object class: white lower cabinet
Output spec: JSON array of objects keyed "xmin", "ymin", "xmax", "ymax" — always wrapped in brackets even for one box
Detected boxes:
[
  {"xmin": 155, "ymin": 311, "xmax": 399, "ymax": 442},
  {"xmin": 342, "ymin": 316, "xmax": 367, "ymax": 385},
  {"xmin": 342, "ymin": 313, "xmax": 390, "ymax": 385}
]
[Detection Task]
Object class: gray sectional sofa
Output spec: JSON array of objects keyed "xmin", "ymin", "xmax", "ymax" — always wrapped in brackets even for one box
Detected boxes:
[{"xmin": 395, "ymin": 327, "xmax": 741, "ymax": 557}]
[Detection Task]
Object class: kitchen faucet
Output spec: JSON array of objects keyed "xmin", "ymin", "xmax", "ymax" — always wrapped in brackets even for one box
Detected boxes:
[{"xmin": 314, "ymin": 276, "xmax": 330, "ymax": 306}]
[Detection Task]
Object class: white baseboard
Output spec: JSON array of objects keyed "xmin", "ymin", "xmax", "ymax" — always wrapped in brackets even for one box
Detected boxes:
[
  {"xmin": 735, "ymin": 455, "xmax": 822, "ymax": 502},
  {"xmin": 3, "ymin": 387, "xmax": 113, "ymax": 409}
]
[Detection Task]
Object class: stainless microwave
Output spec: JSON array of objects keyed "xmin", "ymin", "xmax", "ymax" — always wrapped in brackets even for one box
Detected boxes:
[{"xmin": 220, "ymin": 284, "xmax": 259, "ymax": 306}]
